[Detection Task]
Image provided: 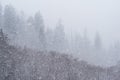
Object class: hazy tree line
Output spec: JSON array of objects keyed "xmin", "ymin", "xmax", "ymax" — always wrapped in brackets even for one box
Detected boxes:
[
  {"xmin": 0, "ymin": 4, "xmax": 120, "ymax": 54},
  {"xmin": 0, "ymin": 3, "xmax": 120, "ymax": 80},
  {"xmin": 0, "ymin": 29, "xmax": 120, "ymax": 80}
]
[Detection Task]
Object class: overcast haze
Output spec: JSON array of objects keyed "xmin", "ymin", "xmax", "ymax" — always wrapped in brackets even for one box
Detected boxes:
[
  {"xmin": 1, "ymin": 1, "xmax": 120, "ymax": 79},
  {"xmin": 1, "ymin": 0, "xmax": 120, "ymax": 47}
]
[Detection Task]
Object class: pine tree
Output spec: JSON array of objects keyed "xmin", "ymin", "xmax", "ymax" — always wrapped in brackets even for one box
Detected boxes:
[
  {"xmin": 34, "ymin": 11, "xmax": 46, "ymax": 51},
  {"xmin": 74, "ymin": 34, "xmax": 83, "ymax": 53},
  {"xmin": 0, "ymin": 29, "xmax": 8, "ymax": 48},
  {"xmin": 3, "ymin": 5, "xmax": 17, "ymax": 39},
  {"xmin": 83, "ymin": 29, "xmax": 90, "ymax": 49},
  {"xmin": 113, "ymin": 41, "xmax": 120, "ymax": 55},
  {"xmin": 94, "ymin": 32, "xmax": 102, "ymax": 50},
  {"xmin": 46, "ymin": 28, "xmax": 54, "ymax": 51},
  {"xmin": 0, "ymin": 28, "xmax": 18, "ymax": 80},
  {"xmin": 0, "ymin": 4, "xmax": 2, "ymax": 28},
  {"xmin": 53, "ymin": 19, "xmax": 66, "ymax": 52},
  {"xmin": 0, "ymin": 29, "xmax": 11, "ymax": 80}
]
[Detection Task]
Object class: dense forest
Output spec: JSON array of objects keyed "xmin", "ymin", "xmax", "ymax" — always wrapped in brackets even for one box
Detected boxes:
[{"xmin": 0, "ymin": 4, "xmax": 120, "ymax": 80}]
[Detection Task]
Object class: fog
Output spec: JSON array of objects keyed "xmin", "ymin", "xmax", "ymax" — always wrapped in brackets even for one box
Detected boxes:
[
  {"xmin": 0, "ymin": 0, "xmax": 120, "ymax": 67},
  {"xmin": 1, "ymin": 0, "xmax": 120, "ymax": 80},
  {"xmin": 1, "ymin": 0, "xmax": 120, "ymax": 47}
]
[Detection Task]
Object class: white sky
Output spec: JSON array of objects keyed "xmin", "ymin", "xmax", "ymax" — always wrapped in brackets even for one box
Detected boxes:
[{"xmin": 1, "ymin": 0, "xmax": 120, "ymax": 47}]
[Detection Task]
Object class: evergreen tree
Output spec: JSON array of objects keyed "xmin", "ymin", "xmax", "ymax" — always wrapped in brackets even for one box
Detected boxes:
[
  {"xmin": 83, "ymin": 29, "xmax": 90, "ymax": 49},
  {"xmin": 0, "ymin": 29, "xmax": 8, "ymax": 48},
  {"xmin": 114, "ymin": 41, "xmax": 120, "ymax": 51},
  {"xmin": 53, "ymin": 19, "xmax": 66, "ymax": 52},
  {"xmin": 15, "ymin": 12, "xmax": 27, "ymax": 46},
  {"xmin": 94, "ymin": 32, "xmax": 102, "ymax": 50},
  {"xmin": 0, "ymin": 4, "xmax": 2, "ymax": 28},
  {"xmin": 113, "ymin": 41, "xmax": 120, "ymax": 57},
  {"xmin": 34, "ymin": 11, "xmax": 46, "ymax": 51},
  {"xmin": 27, "ymin": 16, "xmax": 34, "ymax": 26},
  {"xmin": 3, "ymin": 5, "xmax": 17, "ymax": 39},
  {"xmin": 46, "ymin": 28, "xmax": 54, "ymax": 51},
  {"xmin": 74, "ymin": 34, "xmax": 83, "ymax": 53},
  {"xmin": 0, "ymin": 29, "xmax": 15, "ymax": 80}
]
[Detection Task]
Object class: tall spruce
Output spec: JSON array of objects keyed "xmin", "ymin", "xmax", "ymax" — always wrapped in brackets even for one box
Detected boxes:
[
  {"xmin": 34, "ymin": 11, "xmax": 46, "ymax": 51},
  {"xmin": 94, "ymin": 32, "xmax": 102, "ymax": 50},
  {"xmin": 0, "ymin": 4, "xmax": 2, "ymax": 28},
  {"xmin": 53, "ymin": 19, "xmax": 66, "ymax": 52},
  {"xmin": 3, "ymin": 5, "xmax": 17, "ymax": 39}
]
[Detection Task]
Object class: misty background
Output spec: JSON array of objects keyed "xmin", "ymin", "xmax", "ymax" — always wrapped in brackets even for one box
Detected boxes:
[
  {"xmin": 1, "ymin": 0, "xmax": 120, "ymax": 80},
  {"xmin": 1, "ymin": 0, "xmax": 120, "ymax": 47},
  {"xmin": 1, "ymin": 0, "xmax": 120, "ymax": 67}
]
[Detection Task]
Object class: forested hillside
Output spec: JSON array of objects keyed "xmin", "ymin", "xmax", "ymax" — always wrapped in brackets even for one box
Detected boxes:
[
  {"xmin": 0, "ymin": 27, "xmax": 119, "ymax": 80},
  {"xmin": 0, "ymin": 3, "xmax": 120, "ymax": 80}
]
